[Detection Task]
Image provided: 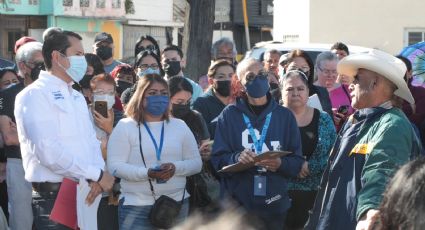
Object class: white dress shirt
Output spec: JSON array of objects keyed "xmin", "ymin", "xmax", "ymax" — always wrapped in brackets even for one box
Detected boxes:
[{"xmin": 14, "ymin": 71, "xmax": 104, "ymax": 183}]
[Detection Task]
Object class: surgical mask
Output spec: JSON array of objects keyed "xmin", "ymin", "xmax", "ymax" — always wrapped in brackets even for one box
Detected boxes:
[
  {"xmin": 164, "ymin": 61, "xmax": 181, "ymax": 76},
  {"xmin": 245, "ymin": 75, "xmax": 270, "ymax": 98},
  {"xmin": 214, "ymin": 80, "xmax": 231, "ymax": 97},
  {"xmin": 172, "ymin": 103, "xmax": 191, "ymax": 118},
  {"xmin": 146, "ymin": 95, "xmax": 169, "ymax": 116},
  {"xmin": 96, "ymin": 46, "xmax": 113, "ymax": 60},
  {"xmin": 93, "ymin": 94, "xmax": 115, "ymax": 110},
  {"xmin": 116, "ymin": 80, "xmax": 133, "ymax": 95},
  {"xmin": 58, "ymin": 55, "xmax": 88, "ymax": 83},
  {"xmin": 29, "ymin": 62, "xmax": 45, "ymax": 81},
  {"xmin": 138, "ymin": 68, "xmax": 160, "ymax": 77}
]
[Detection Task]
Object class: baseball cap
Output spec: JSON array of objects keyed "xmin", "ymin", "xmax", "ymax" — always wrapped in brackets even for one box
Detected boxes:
[
  {"xmin": 94, "ymin": 32, "xmax": 113, "ymax": 44},
  {"xmin": 14, "ymin": 36, "xmax": 37, "ymax": 53}
]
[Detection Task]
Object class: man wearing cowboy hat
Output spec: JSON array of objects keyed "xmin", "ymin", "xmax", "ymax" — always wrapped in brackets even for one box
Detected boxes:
[{"xmin": 305, "ymin": 49, "xmax": 422, "ymax": 230}]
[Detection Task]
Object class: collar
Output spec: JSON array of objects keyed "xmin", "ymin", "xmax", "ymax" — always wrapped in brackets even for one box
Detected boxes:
[
  {"xmin": 39, "ymin": 71, "xmax": 75, "ymax": 95},
  {"xmin": 378, "ymin": 100, "xmax": 393, "ymax": 109}
]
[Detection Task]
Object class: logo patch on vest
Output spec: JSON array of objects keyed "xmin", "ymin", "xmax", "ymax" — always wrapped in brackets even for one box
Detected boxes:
[{"xmin": 350, "ymin": 143, "xmax": 374, "ymax": 156}]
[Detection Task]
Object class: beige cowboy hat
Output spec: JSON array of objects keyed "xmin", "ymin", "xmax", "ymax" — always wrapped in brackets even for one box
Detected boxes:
[{"xmin": 337, "ymin": 49, "xmax": 414, "ymax": 104}]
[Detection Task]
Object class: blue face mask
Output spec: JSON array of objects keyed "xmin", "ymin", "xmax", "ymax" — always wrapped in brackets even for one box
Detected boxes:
[
  {"xmin": 58, "ymin": 54, "xmax": 88, "ymax": 83},
  {"xmin": 138, "ymin": 68, "xmax": 160, "ymax": 77},
  {"xmin": 146, "ymin": 95, "xmax": 169, "ymax": 116},
  {"xmin": 245, "ymin": 75, "xmax": 270, "ymax": 98}
]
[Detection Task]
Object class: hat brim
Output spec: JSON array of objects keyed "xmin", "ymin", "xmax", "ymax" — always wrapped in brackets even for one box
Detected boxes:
[{"xmin": 337, "ymin": 52, "xmax": 415, "ymax": 104}]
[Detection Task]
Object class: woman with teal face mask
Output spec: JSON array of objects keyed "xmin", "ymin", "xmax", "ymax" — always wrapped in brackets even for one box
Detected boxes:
[
  {"xmin": 107, "ymin": 74, "xmax": 202, "ymax": 230},
  {"xmin": 120, "ymin": 51, "xmax": 164, "ymax": 110}
]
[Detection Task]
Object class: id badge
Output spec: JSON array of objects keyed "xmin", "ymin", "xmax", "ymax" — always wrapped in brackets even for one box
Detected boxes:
[{"xmin": 253, "ymin": 175, "xmax": 267, "ymax": 196}]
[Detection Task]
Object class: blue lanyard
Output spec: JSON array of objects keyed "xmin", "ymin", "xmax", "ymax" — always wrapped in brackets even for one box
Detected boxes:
[
  {"xmin": 143, "ymin": 121, "xmax": 165, "ymax": 162},
  {"xmin": 242, "ymin": 113, "xmax": 272, "ymax": 154}
]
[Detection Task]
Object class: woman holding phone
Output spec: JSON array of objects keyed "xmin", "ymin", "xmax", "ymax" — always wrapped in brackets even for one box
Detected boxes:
[{"xmin": 107, "ymin": 74, "xmax": 202, "ymax": 230}]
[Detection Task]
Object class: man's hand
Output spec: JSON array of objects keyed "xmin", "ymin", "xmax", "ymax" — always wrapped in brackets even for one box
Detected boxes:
[
  {"xmin": 85, "ymin": 182, "xmax": 102, "ymax": 205},
  {"xmin": 98, "ymin": 171, "xmax": 114, "ymax": 192},
  {"xmin": 298, "ymin": 161, "xmax": 310, "ymax": 178},
  {"xmin": 238, "ymin": 149, "xmax": 256, "ymax": 164},
  {"xmin": 356, "ymin": 209, "xmax": 380, "ymax": 230},
  {"xmin": 256, "ymin": 158, "xmax": 282, "ymax": 172},
  {"xmin": 93, "ymin": 109, "xmax": 114, "ymax": 135}
]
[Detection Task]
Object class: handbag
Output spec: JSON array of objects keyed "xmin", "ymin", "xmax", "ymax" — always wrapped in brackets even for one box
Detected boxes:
[{"xmin": 138, "ymin": 124, "xmax": 185, "ymax": 229}]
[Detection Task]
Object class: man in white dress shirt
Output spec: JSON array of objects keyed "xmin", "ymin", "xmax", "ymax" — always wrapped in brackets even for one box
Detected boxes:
[{"xmin": 14, "ymin": 29, "xmax": 114, "ymax": 229}]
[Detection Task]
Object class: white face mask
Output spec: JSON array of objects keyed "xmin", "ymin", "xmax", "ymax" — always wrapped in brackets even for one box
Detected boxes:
[{"xmin": 93, "ymin": 94, "xmax": 115, "ymax": 110}]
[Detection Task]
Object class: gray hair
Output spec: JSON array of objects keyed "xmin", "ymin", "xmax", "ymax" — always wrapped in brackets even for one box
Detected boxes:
[
  {"xmin": 280, "ymin": 70, "xmax": 309, "ymax": 90},
  {"xmin": 211, "ymin": 37, "xmax": 237, "ymax": 59},
  {"xmin": 236, "ymin": 58, "xmax": 261, "ymax": 80},
  {"xmin": 314, "ymin": 51, "xmax": 338, "ymax": 80},
  {"xmin": 15, "ymin": 42, "xmax": 43, "ymax": 73}
]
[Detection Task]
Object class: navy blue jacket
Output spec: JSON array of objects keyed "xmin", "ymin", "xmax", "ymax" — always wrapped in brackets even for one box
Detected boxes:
[
  {"xmin": 211, "ymin": 95, "xmax": 304, "ymax": 215},
  {"xmin": 193, "ymin": 89, "xmax": 226, "ymax": 139}
]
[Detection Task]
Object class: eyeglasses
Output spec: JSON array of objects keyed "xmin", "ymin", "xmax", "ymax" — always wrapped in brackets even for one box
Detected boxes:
[
  {"xmin": 138, "ymin": 64, "xmax": 159, "ymax": 71},
  {"xmin": 318, "ymin": 67, "xmax": 337, "ymax": 75}
]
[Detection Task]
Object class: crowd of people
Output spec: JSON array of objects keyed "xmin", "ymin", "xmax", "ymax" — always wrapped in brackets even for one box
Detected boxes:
[{"xmin": 0, "ymin": 26, "xmax": 424, "ymax": 230}]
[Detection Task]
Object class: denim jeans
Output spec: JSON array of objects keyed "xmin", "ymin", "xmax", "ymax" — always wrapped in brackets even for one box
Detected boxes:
[
  {"xmin": 118, "ymin": 197, "xmax": 189, "ymax": 230},
  {"xmin": 6, "ymin": 158, "xmax": 33, "ymax": 230}
]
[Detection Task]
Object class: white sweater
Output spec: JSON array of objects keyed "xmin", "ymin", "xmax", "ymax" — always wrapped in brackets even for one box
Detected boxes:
[{"xmin": 107, "ymin": 117, "xmax": 202, "ymax": 206}]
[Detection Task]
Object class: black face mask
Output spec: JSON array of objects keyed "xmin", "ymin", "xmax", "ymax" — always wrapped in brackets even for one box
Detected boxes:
[
  {"xmin": 214, "ymin": 80, "xmax": 231, "ymax": 97},
  {"xmin": 172, "ymin": 103, "xmax": 191, "ymax": 118},
  {"xmin": 164, "ymin": 61, "xmax": 181, "ymax": 77},
  {"xmin": 79, "ymin": 74, "xmax": 93, "ymax": 89},
  {"xmin": 116, "ymin": 80, "xmax": 133, "ymax": 95},
  {"xmin": 269, "ymin": 82, "xmax": 280, "ymax": 91},
  {"xmin": 30, "ymin": 62, "xmax": 45, "ymax": 81},
  {"xmin": 96, "ymin": 46, "xmax": 113, "ymax": 60}
]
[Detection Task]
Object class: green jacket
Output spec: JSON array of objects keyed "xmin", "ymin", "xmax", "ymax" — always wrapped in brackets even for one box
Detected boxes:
[
  {"xmin": 355, "ymin": 108, "xmax": 420, "ymax": 219},
  {"xmin": 306, "ymin": 107, "xmax": 422, "ymax": 230}
]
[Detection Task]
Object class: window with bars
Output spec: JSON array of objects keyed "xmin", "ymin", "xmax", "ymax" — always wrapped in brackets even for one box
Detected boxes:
[
  {"xmin": 80, "ymin": 0, "xmax": 89, "ymax": 7},
  {"xmin": 63, "ymin": 0, "xmax": 72, "ymax": 6},
  {"xmin": 112, "ymin": 0, "xmax": 121, "ymax": 8},
  {"xmin": 96, "ymin": 0, "xmax": 105, "ymax": 8},
  {"xmin": 28, "ymin": 0, "xmax": 38, "ymax": 4}
]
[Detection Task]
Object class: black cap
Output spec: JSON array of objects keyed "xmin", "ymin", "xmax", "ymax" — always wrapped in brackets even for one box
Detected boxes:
[{"xmin": 94, "ymin": 32, "xmax": 113, "ymax": 44}]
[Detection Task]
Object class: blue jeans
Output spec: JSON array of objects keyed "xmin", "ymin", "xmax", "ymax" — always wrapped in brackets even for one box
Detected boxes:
[
  {"xmin": 6, "ymin": 158, "xmax": 33, "ymax": 230},
  {"xmin": 118, "ymin": 197, "xmax": 189, "ymax": 230}
]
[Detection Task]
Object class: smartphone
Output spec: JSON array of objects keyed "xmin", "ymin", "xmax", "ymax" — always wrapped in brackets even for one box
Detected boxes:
[
  {"xmin": 94, "ymin": 101, "xmax": 108, "ymax": 118},
  {"xmin": 337, "ymin": 105, "xmax": 349, "ymax": 115},
  {"xmin": 151, "ymin": 166, "xmax": 166, "ymax": 184}
]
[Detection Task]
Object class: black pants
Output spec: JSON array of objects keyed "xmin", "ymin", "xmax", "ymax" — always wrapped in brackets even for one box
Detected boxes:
[
  {"xmin": 285, "ymin": 190, "xmax": 317, "ymax": 229},
  {"xmin": 32, "ymin": 191, "xmax": 72, "ymax": 230},
  {"xmin": 0, "ymin": 180, "xmax": 7, "ymax": 221},
  {"xmin": 97, "ymin": 196, "xmax": 119, "ymax": 230}
]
